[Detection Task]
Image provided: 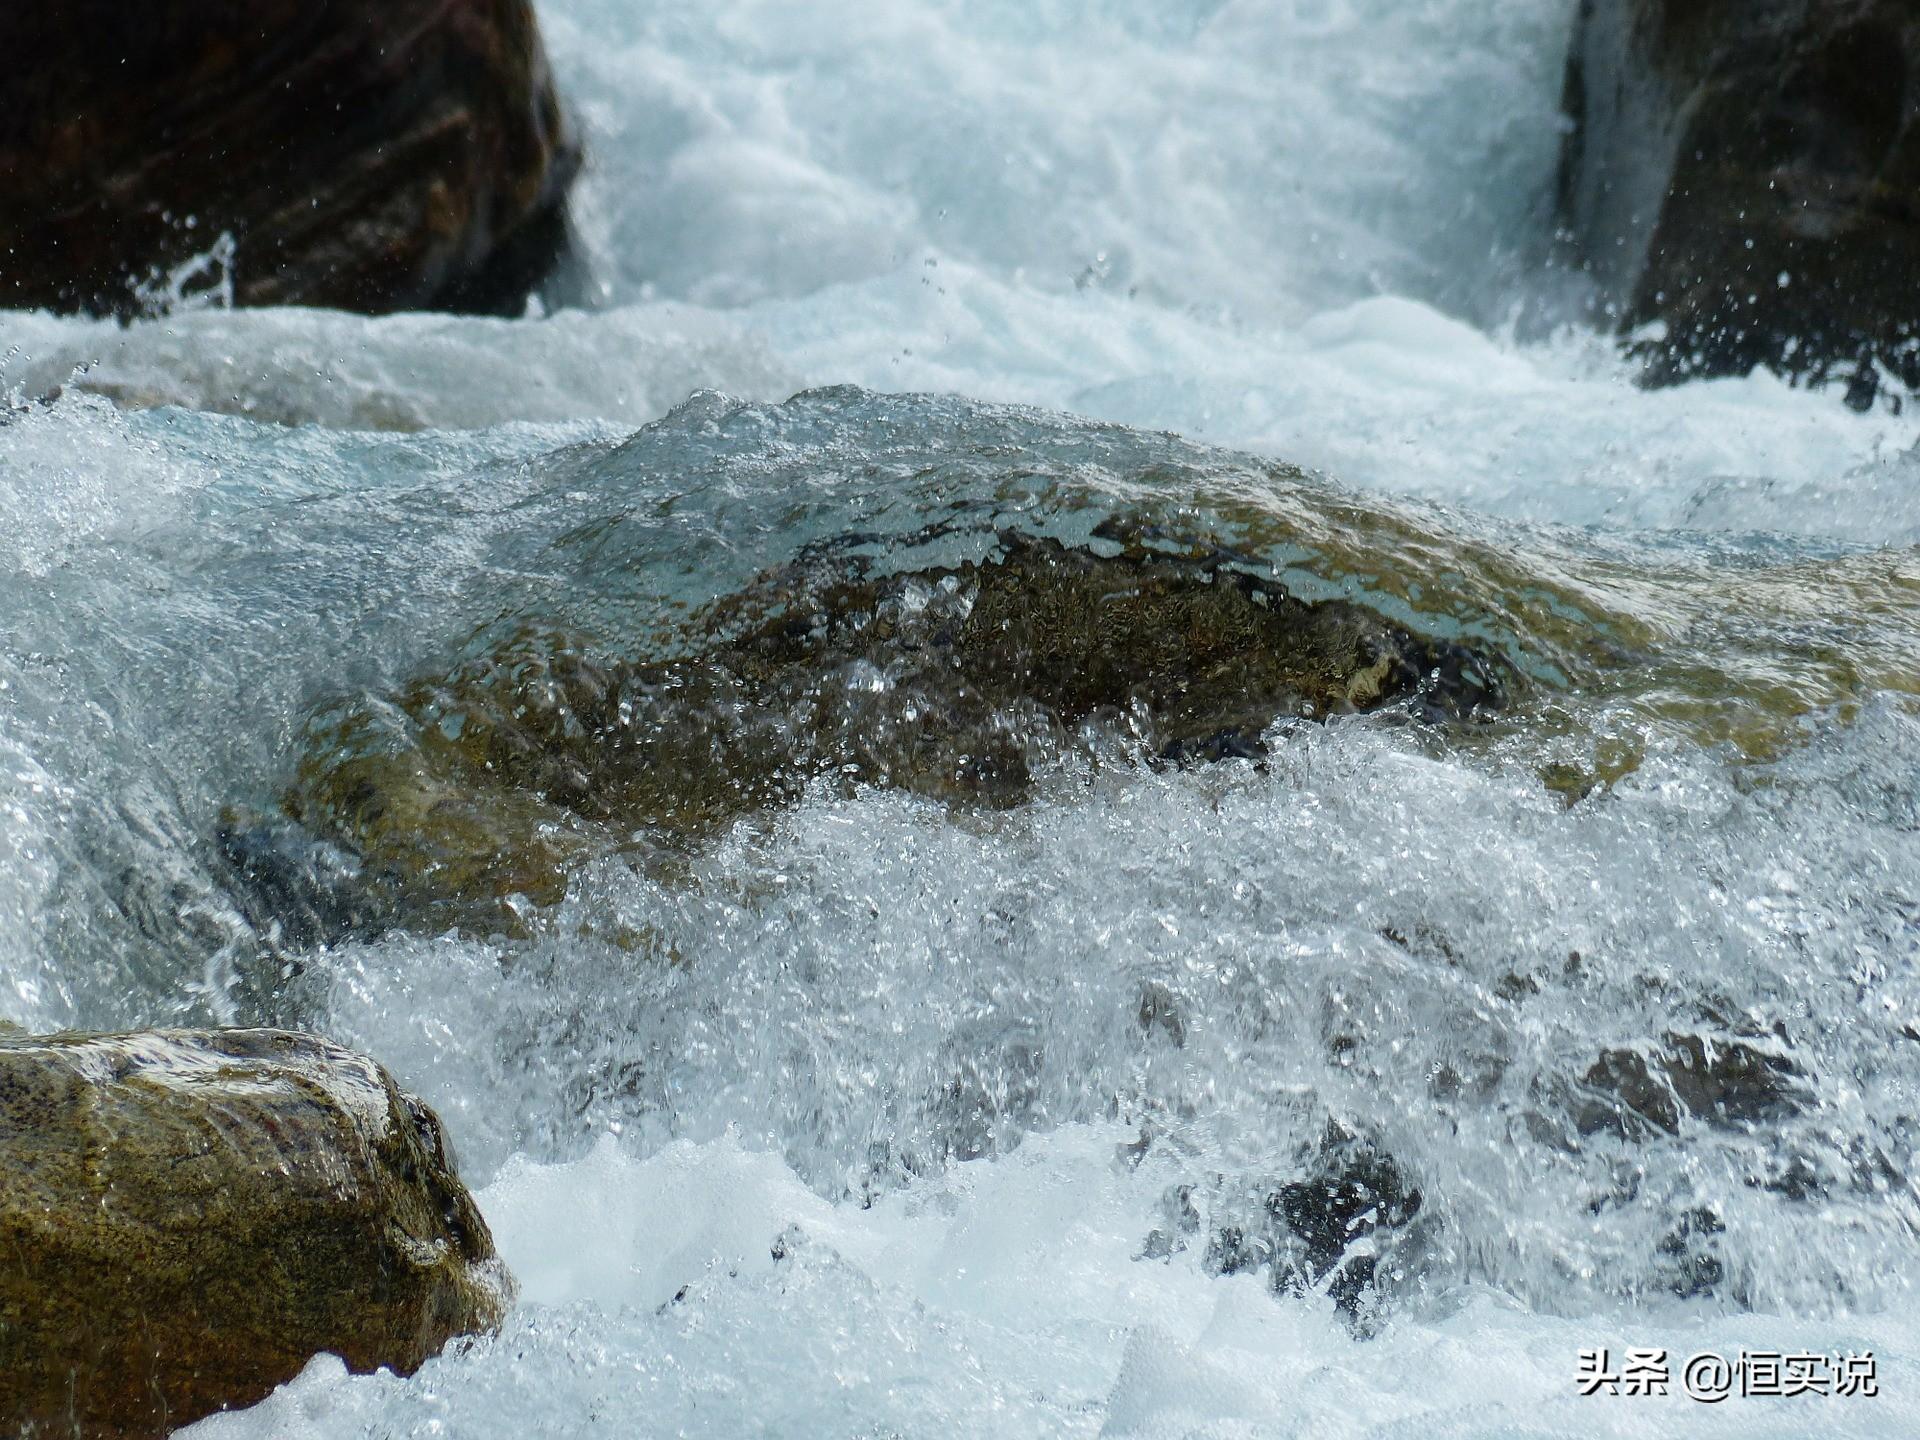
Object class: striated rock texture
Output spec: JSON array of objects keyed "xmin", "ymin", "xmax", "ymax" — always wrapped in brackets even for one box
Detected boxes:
[
  {"xmin": 1558, "ymin": 0, "xmax": 1920, "ymax": 403},
  {"xmin": 0, "ymin": 0, "xmax": 580, "ymax": 319},
  {"xmin": 0, "ymin": 1028, "xmax": 512, "ymax": 1439},
  {"xmin": 277, "ymin": 529, "xmax": 1510, "ymax": 935}
]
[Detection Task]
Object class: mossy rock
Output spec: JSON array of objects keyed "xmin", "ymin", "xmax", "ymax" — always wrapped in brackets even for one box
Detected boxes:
[
  {"xmin": 0, "ymin": 1028, "xmax": 512, "ymax": 1439},
  {"xmin": 277, "ymin": 532, "xmax": 1510, "ymax": 934}
]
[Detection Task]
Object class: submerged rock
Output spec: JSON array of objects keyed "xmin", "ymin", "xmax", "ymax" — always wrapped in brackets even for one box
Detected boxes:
[
  {"xmin": 271, "ymin": 529, "xmax": 1509, "ymax": 934},
  {"xmin": 1558, "ymin": 0, "xmax": 1920, "ymax": 402},
  {"xmin": 1202, "ymin": 1122, "xmax": 1427, "ymax": 1333},
  {"xmin": 1654, "ymin": 1204, "xmax": 1730, "ymax": 1301},
  {"xmin": 0, "ymin": 0, "xmax": 579, "ymax": 318},
  {"xmin": 0, "ymin": 1028, "xmax": 511, "ymax": 1439},
  {"xmin": 215, "ymin": 805, "xmax": 394, "ymax": 953},
  {"xmin": 1576, "ymin": 1032, "xmax": 1810, "ymax": 1139}
]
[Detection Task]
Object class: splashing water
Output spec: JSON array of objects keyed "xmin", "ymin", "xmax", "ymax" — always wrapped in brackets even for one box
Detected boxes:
[{"xmin": 3, "ymin": 2, "xmax": 1920, "ymax": 1437}]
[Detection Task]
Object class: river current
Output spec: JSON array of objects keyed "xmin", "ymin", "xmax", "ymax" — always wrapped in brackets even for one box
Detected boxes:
[{"xmin": 4, "ymin": 2, "xmax": 1920, "ymax": 1436}]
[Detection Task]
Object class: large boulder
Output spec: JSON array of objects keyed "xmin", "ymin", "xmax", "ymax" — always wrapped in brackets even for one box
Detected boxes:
[
  {"xmin": 1557, "ymin": 0, "xmax": 1920, "ymax": 404},
  {"xmin": 270, "ymin": 528, "xmax": 1510, "ymax": 935},
  {"xmin": 0, "ymin": 0, "xmax": 580, "ymax": 318},
  {"xmin": 0, "ymin": 1028, "xmax": 512, "ymax": 1439}
]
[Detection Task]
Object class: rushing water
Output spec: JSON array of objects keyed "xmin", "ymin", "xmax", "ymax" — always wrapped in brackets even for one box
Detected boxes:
[{"xmin": 5, "ymin": 1, "xmax": 1920, "ymax": 1436}]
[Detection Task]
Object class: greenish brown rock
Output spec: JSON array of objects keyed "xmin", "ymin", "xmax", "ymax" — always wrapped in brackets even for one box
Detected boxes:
[
  {"xmin": 0, "ymin": 1028, "xmax": 512, "ymax": 1439},
  {"xmin": 279, "ymin": 531, "xmax": 1509, "ymax": 934}
]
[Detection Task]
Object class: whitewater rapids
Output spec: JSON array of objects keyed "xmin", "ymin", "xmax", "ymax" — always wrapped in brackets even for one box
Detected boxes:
[{"xmin": 4, "ymin": 1, "xmax": 1920, "ymax": 1436}]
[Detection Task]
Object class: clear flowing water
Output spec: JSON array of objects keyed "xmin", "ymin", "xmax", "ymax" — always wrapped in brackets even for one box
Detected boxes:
[{"xmin": 4, "ymin": 2, "xmax": 1920, "ymax": 1436}]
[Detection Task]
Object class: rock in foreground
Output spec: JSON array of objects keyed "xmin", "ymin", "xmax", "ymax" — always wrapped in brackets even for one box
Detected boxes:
[
  {"xmin": 1558, "ymin": 0, "xmax": 1920, "ymax": 402},
  {"xmin": 0, "ymin": 1029, "xmax": 511, "ymax": 1439},
  {"xmin": 0, "ymin": 0, "xmax": 579, "ymax": 318}
]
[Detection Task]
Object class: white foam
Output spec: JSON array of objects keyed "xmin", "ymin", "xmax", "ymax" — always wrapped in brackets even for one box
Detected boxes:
[
  {"xmin": 3, "ymin": 0, "xmax": 1913, "ymax": 540},
  {"xmin": 182, "ymin": 1127, "xmax": 1920, "ymax": 1440},
  {"xmin": 5, "ymin": 0, "xmax": 1920, "ymax": 1434}
]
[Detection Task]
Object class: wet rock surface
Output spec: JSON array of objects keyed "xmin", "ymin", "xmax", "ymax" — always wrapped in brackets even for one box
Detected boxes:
[
  {"xmin": 1558, "ymin": 0, "xmax": 1920, "ymax": 402},
  {"xmin": 0, "ymin": 1028, "xmax": 511, "ymax": 1439},
  {"xmin": 268, "ymin": 529, "xmax": 1509, "ymax": 935},
  {"xmin": 1576, "ymin": 1031, "xmax": 1811, "ymax": 1139},
  {"xmin": 0, "ymin": 0, "xmax": 579, "ymax": 319},
  {"xmin": 1196, "ymin": 1124, "xmax": 1427, "ymax": 1334}
]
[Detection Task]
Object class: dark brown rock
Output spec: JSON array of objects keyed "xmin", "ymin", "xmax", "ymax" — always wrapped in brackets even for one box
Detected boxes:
[
  {"xmin": 0, "ymin": 1028, "xmax": 512, "ymax": 1439},
  {"xmin": 1576, "ymin": 1031, "xmax": 1810, "ymax": 1138},
  {"xmin": 0, "ymin": 0, "xmax": 580, "ymax": 318},
  {"xmin": 1558, "ymin": 0, "xmax": 1920, "ymax": 403}
]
